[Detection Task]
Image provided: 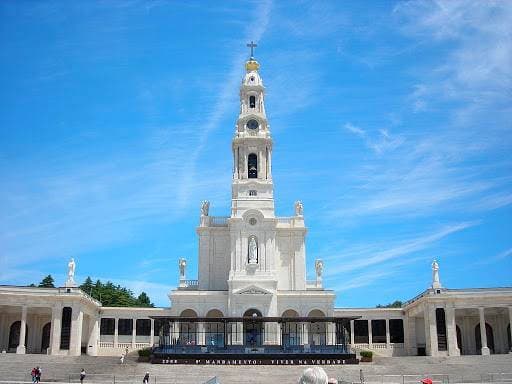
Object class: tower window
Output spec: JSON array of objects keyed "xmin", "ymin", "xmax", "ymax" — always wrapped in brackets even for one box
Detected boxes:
[
  {"xmin": 249, "ymin": 190, "xmax": 257, "ymax": 196},
  {"xmin": 248, "ymin": 153, "xmax": 258, "ymax": 179},
  {"xmin": 249, "ymin": 96, "xmax": 256, "ymax": 108}
]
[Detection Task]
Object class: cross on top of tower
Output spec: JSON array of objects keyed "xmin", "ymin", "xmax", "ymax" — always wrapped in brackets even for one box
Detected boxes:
[{"xmin": 247, "ymin": 41, "xmax": 257, "ymax": 59}]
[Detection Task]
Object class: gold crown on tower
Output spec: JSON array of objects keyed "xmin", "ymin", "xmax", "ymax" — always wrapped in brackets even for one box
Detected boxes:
[{"xmin": 245, "ymin": 59, "xmax": 260, "ymax": 71}]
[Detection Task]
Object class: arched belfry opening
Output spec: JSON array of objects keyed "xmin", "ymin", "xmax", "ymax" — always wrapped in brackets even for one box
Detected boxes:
[
  {"xmin": 248, "ymin": 153, "xmax": 258, "ymax": 178},
  {"xmin": 249, "ymin": 95, "xmax": 256, "ymax": 109}
]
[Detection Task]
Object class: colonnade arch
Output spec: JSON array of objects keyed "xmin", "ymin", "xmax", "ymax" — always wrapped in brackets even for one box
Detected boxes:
[
  {"xmin": 8, "ymin": 321, "xmax": 27, "ymax": 351},
  {"xmin": 205, "ymin": 309, "xmax": 224, "ymax": 347},
  {"xmin": 178, "ymin": 309, "xmax": 197, "ymax": 345},
  {"xmin": 243, "ymin": 308, "xmax": 262, "ymax": 346},
  {"xmin": 281, "ymin": 309, "xmax": 301, "ymax": 347},
  {"xmin": 308, "ymin": 309, "xmax": 326, "ymax": 346}
]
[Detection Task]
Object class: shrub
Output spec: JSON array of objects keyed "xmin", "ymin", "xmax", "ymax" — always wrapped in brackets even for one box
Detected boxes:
[
  {"xmin": 359, "ymin": 350, "xmax": 373, "ymax": 359},
  {"xmin": 138, "ymin": 347, "xmax": 152, "ymax": 357}
]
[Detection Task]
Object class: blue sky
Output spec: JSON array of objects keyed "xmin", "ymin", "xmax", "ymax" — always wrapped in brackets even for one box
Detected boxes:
[{"xmin": 1, "ymin": 0, "xmax": 511, "ymax": 308}]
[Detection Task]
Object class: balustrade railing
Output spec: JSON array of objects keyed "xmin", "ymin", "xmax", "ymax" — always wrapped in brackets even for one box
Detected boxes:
[{"xmin": 210, "ymin": 216, "xmax": 229, "ymax": 226}]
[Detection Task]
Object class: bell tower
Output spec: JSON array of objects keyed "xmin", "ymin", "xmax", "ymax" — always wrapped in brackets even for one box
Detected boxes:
[{"xmin": 231, "ymin": 43, "xmax": 274, "ymax": 218}]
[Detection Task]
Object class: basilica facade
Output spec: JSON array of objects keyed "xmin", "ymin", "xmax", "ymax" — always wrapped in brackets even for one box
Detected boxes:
[{"xmin": 1, "ymin": 54, "xmax": 511, "ymax": 360}]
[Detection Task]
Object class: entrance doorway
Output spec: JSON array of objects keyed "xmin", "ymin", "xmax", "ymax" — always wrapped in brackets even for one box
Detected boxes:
[{"xmin": 243, "ymin": 309, "xmax": 263, "ymax": 347}]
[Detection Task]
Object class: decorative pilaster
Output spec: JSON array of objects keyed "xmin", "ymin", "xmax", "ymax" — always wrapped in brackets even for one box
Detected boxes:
[
  {"xmin": 403, "ymin": 315, "xmax": 415, "ymax": 355},
  {"xmin": 479, "ymin": 307, "xmax": 490, "ymax": 355},
  {"xmin": 16, "ymin": 306, "xmax": 27, "ymax": 354},
  {"xmin": 87, "ymin": 316, "xmax": 99, "ymax": 356}
]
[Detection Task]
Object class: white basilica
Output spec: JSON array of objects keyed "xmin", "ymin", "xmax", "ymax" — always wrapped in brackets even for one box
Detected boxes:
[{"xmin": 1, "ymin": 52, "xmax": 511, "ymax": 361}]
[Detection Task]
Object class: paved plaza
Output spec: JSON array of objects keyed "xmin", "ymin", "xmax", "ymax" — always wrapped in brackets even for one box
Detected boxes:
[{"xmin": 0, "ymin": 354, "xmax": 511, "ymax": 384}]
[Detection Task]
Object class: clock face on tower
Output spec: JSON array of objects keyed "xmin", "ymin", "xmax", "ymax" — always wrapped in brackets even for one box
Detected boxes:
[{"xmin": 247, "ymin": 119, "xmax": 259, "ymax": 131}]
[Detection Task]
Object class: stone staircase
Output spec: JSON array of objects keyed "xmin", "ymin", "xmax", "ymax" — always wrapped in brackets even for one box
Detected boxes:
[{"xmin": 0, "ymin": 354, "xmax": 510, "ymax": 384}]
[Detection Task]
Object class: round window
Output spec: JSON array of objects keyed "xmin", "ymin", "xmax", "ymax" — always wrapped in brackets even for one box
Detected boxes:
[
  {"xmin": 247, "ymin": 119, "xmax": 259, "ymax": 130},
  {"xmin": 249, "ymin": 218, "xmax": 257, "ymax": 226}
]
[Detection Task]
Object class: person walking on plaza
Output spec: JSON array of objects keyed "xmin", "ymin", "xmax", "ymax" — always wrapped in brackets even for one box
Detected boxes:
[
  {"xmin": 143, "ymin": 372, "xmax": 150, "ymax": 384},
  {"xmin": 35, "ymin": 366, "xmax": 41, "ymax": 383},
  {"xmin": 80, "ymin": 368, "xmax": 86, "ymax": 384},
  {"xmin": 120, "ymin": 354, "xmax": 125, "ymax": 364},
  {"xmin": 30, "ymin": 367, "xmax": 37, "ymax": 383}
]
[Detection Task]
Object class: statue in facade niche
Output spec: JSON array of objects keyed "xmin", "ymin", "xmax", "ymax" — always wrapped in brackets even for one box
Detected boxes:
[
  {"xmin": 432, "ymin": 259, "xmax": 441, "ymax": 289},
  {"xmin": 200, "ymin": 200, "xmax": 210, "ymax": 216},
  {"xmin": 294, "ymin": 200, "xmax": 304, "ymax": 216},
  {"xmin": 248, "ymin": 236, "xmax": 258, "ymax": 264},
  {"xmin": 178, "ymin": 258, "xmax": 187, "ymax": 279}
]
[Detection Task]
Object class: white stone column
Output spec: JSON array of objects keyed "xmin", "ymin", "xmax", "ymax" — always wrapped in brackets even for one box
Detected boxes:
[
  {"xmin": 428, "ymin": 306, "xmax": 438, "ymax": 356},
  {"xmin": 114, "ymin": 318, "xmax": 119, "ymax": 348},
  {"xmin": 385, "ymin": 319, "xmax": 391, "ymax": 348},
  {"xmin": 69, "ymin": 307, "xmax": 83, "ymax": 356},
  {"xmin": 49, "ymin": 304, "xmax": 62, "ymax": 355},
  {"xmin": 350, "ymin": 320, "xmax": 355, "ymax": 346},
  {"xmin": 302, "ymin": 322, "xmax": 309, "ymax": 346},
  {"xmin": 479, "ymin": 307, "xmax": 490, "ymax": 355},
  {"xmin": 368, "ymin": 319, "xmax": 373, "ymax": 347},
  {"xmin": 16, "ymin": 306, "xmax": 27, "ymax": 354},
  {"xmin": 150, "ymin": 319, "xmax": 155, "ymax": 346},
  {"xmin": 235, "ymin": 322, "xmax": 243, "ymax": 345},
  {"xmin": 131, "ymin": 319, "xmax": 136, "ymax": 349},
  {"xmin": 326, "ymin": 322, "xmax": 335, "ymax": 345},
  {"xmin": 87, "ymin": 316, "xmax": 99, "ymax": 356},
  {"xmin": 445, "ymin": 305, "xmax": 460, "ymax": 356},
  {"xmin": 197, "ymin": 322, "xmax": 205, "ymax": 346}
]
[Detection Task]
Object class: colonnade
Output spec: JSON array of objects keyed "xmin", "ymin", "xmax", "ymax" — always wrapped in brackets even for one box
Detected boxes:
[
  {"xmin": 0, "ymin": 304, "xmax": 99, "ymax": 356},
  {"xmin": 423, "ymin": 305, "xmax": 512, "ymax": 356}
]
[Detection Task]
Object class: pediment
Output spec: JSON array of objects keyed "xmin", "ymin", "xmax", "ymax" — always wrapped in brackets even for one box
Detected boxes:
[{"xmin": 235, "ymin": 285, "xmax": 272, "ymax": 295}]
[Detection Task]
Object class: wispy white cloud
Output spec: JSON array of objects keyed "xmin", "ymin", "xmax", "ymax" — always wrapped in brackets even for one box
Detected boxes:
[
  {"xmin": 343, "ymin": 122, "xmax": 404, "ymax": 155},
  {"xmin": 324, "ymin": 221, "xmax": 476, "ymax": 276},
  {"xmin": 473, "ymin": 247, "xmax": 512, "ymax": 267},
  {"xmin": 395, "ymin": 0, "xmax": 512, "ymax": 120}
]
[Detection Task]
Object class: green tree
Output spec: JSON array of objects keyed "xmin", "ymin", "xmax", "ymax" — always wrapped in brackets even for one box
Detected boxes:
[
  {"xmin": 137, "ymin": 292, "xmax": 154, "ymax": 307},
  {"xmin": 376, "ymin": 300, "xmax": 403, "ymax": 308},
  {"xmin": 79, "ymin": 278, "xmax": 153, "ymax": 307},
  {"xmin": 38, "ymin": 275, "xmax": 55, "ymax": 288},
  {"xmin": 80, "ymin": 276, "xmax": 94, "ymax": 295}
]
